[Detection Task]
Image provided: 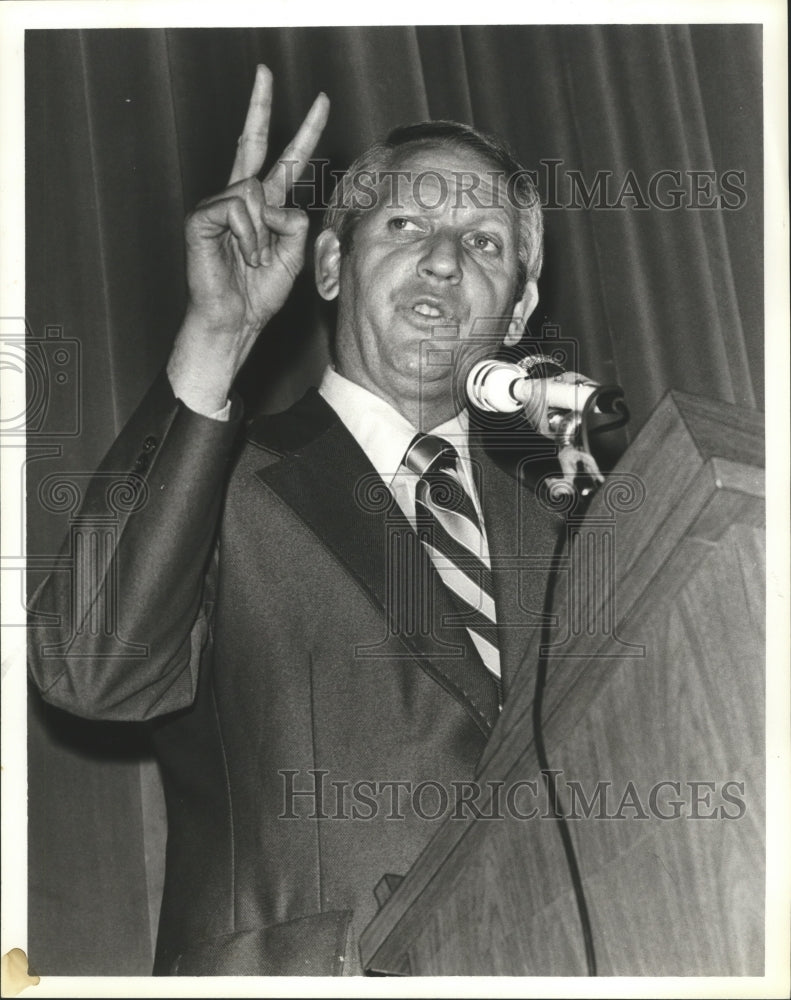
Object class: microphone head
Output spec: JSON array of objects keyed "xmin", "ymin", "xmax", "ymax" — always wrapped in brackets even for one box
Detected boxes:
[
  {"xmin": 466, "ymin": 360, "xmax": 526, "ymax": 413},
  {"xmin": 466, "ymin": 355, "xmax": 568, "ymax": 414}
]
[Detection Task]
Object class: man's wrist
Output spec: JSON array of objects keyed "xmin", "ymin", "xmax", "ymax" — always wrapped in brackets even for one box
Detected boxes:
[
  {"xmin": 167, "ymin": 313, "xmax": 251, "ymax": 416},
  {"xmin": 166, "ymin": 353, "xmax": 233, "ymax": 417}
]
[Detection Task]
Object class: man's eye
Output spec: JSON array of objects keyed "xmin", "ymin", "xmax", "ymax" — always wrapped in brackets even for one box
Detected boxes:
[
  {"xmin": 467, "ymin": 233, "xmax": 500, "ymax": 253},
  {"xmin": 389, "ymin": 217, "xmax": 421, "ymax": 232}
]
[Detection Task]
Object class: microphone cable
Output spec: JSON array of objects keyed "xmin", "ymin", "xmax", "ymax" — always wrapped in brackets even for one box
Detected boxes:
[{"xmin": 531, "ymin": 511, "xmax": 598, "ymax": 976}]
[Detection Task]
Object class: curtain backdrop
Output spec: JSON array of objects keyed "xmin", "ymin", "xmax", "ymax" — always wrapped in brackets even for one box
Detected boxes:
[{"xmin": 25, "ymin": 24, "xmax": 763, "ymax": 974}]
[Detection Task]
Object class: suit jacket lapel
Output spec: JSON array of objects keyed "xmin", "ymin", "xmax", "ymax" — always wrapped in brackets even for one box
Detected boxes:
[{"xmin": 248, "ymin": 391, "xmax": 500, "ymax": 734}]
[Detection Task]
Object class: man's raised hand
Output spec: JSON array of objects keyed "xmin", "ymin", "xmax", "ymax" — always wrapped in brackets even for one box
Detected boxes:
[{"xmin": 168, "ymin": 65, "xmax": 330, "ymax": 414}]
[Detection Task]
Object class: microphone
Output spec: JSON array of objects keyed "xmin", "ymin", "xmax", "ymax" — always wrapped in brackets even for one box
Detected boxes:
[
  {"xmin": 466, "ymin": 356, "xmax": 622, "ymax": 417},
  {"xmin": 466, "ymin": 355, "xmax": 629, "ymax": 504}
]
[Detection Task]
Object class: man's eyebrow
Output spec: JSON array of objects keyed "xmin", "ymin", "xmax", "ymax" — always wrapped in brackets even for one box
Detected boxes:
[
  {"xmin": 463, "ymin": 206, "xmax": 514, "ymax": 225},
  {"xmin": 452, "ymin": 206, "xmax": 517, "ymax": 233},
  {"xmin": 379, "ymin": 197, "xmax": 515, "ymax": 226}
]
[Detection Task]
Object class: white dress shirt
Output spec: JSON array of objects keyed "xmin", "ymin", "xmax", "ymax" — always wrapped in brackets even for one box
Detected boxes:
[{"xmin": 318, "ymin": 366, "xmax": 491, "ymax": 560}]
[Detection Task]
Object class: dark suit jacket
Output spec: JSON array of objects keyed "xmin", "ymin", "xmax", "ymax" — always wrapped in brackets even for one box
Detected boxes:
[{"xmin": 28, "ymin": 369, "xmax": 561, "ymax": 975}]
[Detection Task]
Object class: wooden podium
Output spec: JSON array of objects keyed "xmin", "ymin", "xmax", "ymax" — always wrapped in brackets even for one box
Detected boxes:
[{"xmin": 360, "ymin": 390, "xmax": 765, "ymax": 976}]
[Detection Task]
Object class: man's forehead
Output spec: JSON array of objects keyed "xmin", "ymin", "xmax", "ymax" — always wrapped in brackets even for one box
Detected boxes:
[{"xmin": 373, "ymin": 142, "xmax": 519, "ymax": 219}]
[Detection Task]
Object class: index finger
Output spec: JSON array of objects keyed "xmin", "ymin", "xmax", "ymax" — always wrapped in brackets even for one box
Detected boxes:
[
  {"xmin": 263, "ymin": 91, "xmax": 330, "ymax": 202},
  {"xmin": 228, "ymin": 64, "xmax": 273, "ymax": 185}
]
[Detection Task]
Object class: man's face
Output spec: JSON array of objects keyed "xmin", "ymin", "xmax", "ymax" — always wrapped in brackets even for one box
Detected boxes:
[{"xmin": 323, "ymin": 144, "xmax": 536, "ymax": 428}]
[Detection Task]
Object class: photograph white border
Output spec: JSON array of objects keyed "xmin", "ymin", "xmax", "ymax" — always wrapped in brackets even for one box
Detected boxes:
[{"xmin": 2, "ymin": 2, "xmax": 788, "ymax": 998}]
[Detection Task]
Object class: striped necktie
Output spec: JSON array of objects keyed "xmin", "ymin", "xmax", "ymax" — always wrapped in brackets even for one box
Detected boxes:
[{"xmin": 403, "ymin": 433, "xmax": 502, "ymax": 705}]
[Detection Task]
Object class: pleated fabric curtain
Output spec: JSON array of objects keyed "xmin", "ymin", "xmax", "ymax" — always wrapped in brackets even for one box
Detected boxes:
[{"xmin": 25, "ymin": 24, "xmax": 763, "ymax": 974}]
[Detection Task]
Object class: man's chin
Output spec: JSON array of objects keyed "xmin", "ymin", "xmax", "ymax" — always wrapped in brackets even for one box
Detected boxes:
[
  {"xmin": 395, "ymin": 343, "xmax": 496, "ymax": 401},
  {"xmin": 401, "ymin": 359, "xmax": 457, "ymax": 398}
]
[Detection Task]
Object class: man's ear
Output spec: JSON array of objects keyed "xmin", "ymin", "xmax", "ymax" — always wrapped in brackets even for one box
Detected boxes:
[
  {"xmin": 314, "ymin": 229, "xmax": 341, "ymax": 301},
  {"xmin": 504, "ymin": 278, "xmax": 539, "ymax": 347}
]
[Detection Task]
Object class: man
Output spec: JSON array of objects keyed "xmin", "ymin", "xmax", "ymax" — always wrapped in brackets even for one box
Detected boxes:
[{"xmin": 28, "ymin": 65, "xmax": 561, "ymax": 975}]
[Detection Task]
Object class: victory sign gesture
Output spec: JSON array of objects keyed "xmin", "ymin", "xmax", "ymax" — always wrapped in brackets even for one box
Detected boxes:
[{"xmin": 168, "ymin": 65, "xmax": 330, "ymax": 414}]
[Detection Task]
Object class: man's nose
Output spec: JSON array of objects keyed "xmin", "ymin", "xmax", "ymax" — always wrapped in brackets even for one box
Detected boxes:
[{"xmin": 417, "ymin": 234, "xmax": 462, "ymax": 283}]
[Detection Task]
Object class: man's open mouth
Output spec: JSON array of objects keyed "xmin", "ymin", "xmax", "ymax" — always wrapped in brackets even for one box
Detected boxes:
[
  {"xmin": 413, "ymin": 303, "xmax": 444, "ymax": 318},
  {"xmin": 407, "ymin": 297, "xmax": 458, "ymax": 323}
]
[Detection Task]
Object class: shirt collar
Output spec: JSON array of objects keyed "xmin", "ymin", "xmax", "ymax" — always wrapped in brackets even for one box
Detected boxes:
[{"xmin": 318, "ymin": 366, "xmax": 470, "ymax": 487}]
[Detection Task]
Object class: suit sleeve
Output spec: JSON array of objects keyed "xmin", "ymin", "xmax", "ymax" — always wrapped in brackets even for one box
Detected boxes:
[{"xmin": 27, "ymin": 368, "xmax": 243, "ymax": 721}]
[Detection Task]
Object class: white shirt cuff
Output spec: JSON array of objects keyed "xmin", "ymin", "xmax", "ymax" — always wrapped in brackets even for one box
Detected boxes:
[
  {"xmin": 167, "ymin": 374, "xmax": 232, "ymax": 421},
  {"xmin": 205, "ymin": 398, "xmax": 232, "ymax": 422}
]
